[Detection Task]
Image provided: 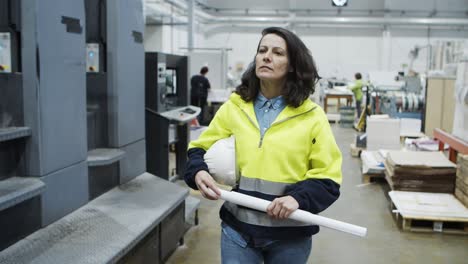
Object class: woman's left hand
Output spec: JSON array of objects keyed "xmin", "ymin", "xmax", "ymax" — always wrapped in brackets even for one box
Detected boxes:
[{"xmin": 266, "ymin": 196, "xmax": 299, "ymax": 219}]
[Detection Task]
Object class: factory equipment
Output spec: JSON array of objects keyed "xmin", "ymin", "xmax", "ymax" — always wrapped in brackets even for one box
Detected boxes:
[
  {"xmin": 0, "ymin": 0, "xmax": 23, "ymax": 131},
  {"xmin": 84, "ymin": 0, "xmax": 125, "ymax": 200},
  {"xmin": 0, "ymin": 2, "xmax": 27, "ymax": 180},
  {"xmin": 407, "ymin": 44, "xmax": 430, "ymax": 74},
  {"xmin": 0, "ymin": 32, "xmax": 12, "ymax": 73},
  {"xmin": 0, "ymin": 0, "xmax": 27, "ymax": 197},
  {"xmin": 0, "ymin": 0, "xmax": 39, "ymax": 251},
  {"xmin": 368, "ymin": 71, "xmax": 424, "ymax": 120},
  {"xmin": 1, "ymin": 1, "xmax": 188, "ymax": 261},
  {"xmin": 145, "ymin": 52, "xmax": 200, "ymax": 181},
  {"xmin": 85, "ymin": 0, "xmax": 107, "ymax": 150},
  {"xmin": 7, "ymin": 0, "xmax": 90, "ymax": 230}
]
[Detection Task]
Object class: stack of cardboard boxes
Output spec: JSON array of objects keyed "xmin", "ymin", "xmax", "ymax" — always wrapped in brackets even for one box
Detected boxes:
[
  {"xmin": 456, "ymin": 154, "xmax": 468, "ymax": 207},
  {"xmin": 384, "ymin": 151, "xmax": 456, "ymax": 193}
]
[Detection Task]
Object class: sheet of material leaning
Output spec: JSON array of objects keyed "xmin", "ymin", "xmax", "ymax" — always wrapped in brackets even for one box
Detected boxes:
[{"xmin": 215, "ymin": 189, "xmax": 368, "ymax": 237}]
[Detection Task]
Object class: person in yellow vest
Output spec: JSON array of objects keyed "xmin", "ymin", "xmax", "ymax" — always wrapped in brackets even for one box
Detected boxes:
[
  {"xmin": 349, "ymin": 72, "xmax": 364, "ymax": 118},
  {"xmin": 184, "ymin": 27, "xmax": 342, "ymax": 263}
]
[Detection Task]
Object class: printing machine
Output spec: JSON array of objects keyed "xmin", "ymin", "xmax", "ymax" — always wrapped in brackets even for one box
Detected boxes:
[{"xmin": 145, "ymin": 52, "xmax": 200, "ymax": 182}]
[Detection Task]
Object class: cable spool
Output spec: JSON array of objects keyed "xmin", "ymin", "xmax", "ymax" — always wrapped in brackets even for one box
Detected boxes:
[
  {"xmin": 408, "ymin": 94, "xmax": 414, "ymax": 112},
  {"xmin": 401, "ymin": 95, "xmax": 406, "ymax": 112}
]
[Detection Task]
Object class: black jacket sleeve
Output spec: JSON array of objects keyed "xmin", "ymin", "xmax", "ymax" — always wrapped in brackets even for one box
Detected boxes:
[
  {"xmin": 184, "ymin": 148, "xmax": 209, "ymax": 190},
  {"xmin": 284, "ymin": 178, "xmax": 340, "ymax": 214}
]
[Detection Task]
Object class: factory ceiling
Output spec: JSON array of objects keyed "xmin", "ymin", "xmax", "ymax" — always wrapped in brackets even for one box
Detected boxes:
[{"xmin": 144, "ymin": 0, "xmax": 468, "ymax": 32}]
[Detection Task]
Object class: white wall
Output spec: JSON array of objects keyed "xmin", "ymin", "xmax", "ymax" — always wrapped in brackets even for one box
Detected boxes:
[
  {"xmin": 199, "ymin": 32, "xmax": 261, "ymax": 74},
  {"xmin": 201, "ymin": 28, "xmax": 382, "ymax": 81},
  {"xmin": 145, "ymin": 24, "xmax": 468, "ymax": 82},
  {"xmin": 144, "ymin": 25, "xmax": 204, "ymax": 55},
  {"xmin": 201, "ymin": 27, "xmax": 468, "ymax": 81},
  {"xmin": 298, "ymin": 28, "xmax": 382, "ymax": 80}
]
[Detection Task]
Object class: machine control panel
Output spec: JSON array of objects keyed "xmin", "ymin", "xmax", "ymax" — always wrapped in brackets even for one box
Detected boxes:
[
  {"xmin": 159, "ymin": 105, "xmax": 201, "ymax": 123},
  {"xmin": 157, "ymin": 62, "xmax": 166, "ymax": 84},
  {"xmin": 86, "ymin": 43, "xmax": 100, "ymax": 72},
  {"xmin": 0, "ymin": 32, "xmax": 12, "ymax": 73}
]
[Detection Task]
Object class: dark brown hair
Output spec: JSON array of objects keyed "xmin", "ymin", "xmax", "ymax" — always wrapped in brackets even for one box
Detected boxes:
[
  {"xmin": 355, "ymin": 72, "xmax": 362, "ymax": 80},
  {"xmin": 200, "ymin": 66, "xmax": 209, "ymax": 75},
  {"xmin": 235, "ymin": 27, "xmax": 319, "ymax": 107}
]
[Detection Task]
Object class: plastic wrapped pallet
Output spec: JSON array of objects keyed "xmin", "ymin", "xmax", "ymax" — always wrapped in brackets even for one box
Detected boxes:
[{"xmin": 453, "ymin": 57, "xmax": 468, "ymax": 142}]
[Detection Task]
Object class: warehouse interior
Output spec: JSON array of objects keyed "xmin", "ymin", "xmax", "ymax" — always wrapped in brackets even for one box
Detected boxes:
[{"xmin": 0, "ymin": 0, "xmax": 468, "ymax": 263}]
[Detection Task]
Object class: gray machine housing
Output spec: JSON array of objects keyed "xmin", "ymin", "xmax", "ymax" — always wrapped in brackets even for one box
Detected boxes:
[
  {"xmin": 145, "ymin": 52, "xmax": 196, "ymax": 181},
  {"xmin": 0, "ymin": 0, "xmax": 146, "ymax": 249}
]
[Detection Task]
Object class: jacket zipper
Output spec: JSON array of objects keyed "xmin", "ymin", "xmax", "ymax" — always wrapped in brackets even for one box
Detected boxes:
[{"xmin": 241, "ymin": 106, "xmax": 317, "ymax": 148}]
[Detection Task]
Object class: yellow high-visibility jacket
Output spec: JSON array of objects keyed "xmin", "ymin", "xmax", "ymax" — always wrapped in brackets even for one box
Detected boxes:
[
  {"xmin": 185, "ymin": 92, "xmax": 342, "ymax": 240},
  {"xmin": 350, "ymin": 79, "xmax": 364, "ymax": 101}
]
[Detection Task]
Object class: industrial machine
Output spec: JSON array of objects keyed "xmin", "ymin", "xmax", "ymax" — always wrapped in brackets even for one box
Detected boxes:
[
  {"xmin": 1, "ymin": 2, "xmax": 190, "ymax": 261},
  {"xmin": 145, "ymin": 52, "xmax": 200, "ymax": 181},
  {"xmin": 85, "ymin": 0, "xmax": 107, "ymax": 145},
  {"xmin": 84, "ymin": 0, "xmax": 125, "ymax": 200},
  {"xmin": 0, "ymin": 0, "xmax": 23, "ymax": 134},
  {"xmin": 0, "ymin": 0, "xmax": 38, "ymax": 251},
  {"xmin": 368, "ymin": 71, "xmax": 424, "ymax": 120},
  {"xmin": 0, "ymin": 0, "xmax": 25, "ymax": 155}
]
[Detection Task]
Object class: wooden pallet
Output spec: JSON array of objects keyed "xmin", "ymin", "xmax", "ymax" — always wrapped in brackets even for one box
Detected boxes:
[
  {"xmin": 390, "ymin": 192, "xmax": 468, "ymax": 235},
  {"xmin": 390, "ymin": 201, "xmax": 468, "ymax": 235},
  {"xmin": 350, "ymin": 143, "xmax": 364, "ymax": 157},
  {"xmin": 362, "ymin": 173, "xmax": 385, "ymax": 184}
]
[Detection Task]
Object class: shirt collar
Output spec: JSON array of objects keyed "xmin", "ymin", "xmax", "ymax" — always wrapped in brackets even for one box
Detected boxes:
[{"xmin": 255, "ymin": 92, "xmax": 286, "ymax": 110}]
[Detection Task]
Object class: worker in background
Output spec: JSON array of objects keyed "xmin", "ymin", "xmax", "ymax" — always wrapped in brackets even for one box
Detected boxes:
[
  {"xmin": 184, "ymin": 27, "xmax": 342, "ymax": 264},
  {"xmin": 349, "ymin": 72, "xmax": 364, "ymax": 118},
  {"xmin": 190, "ymin": 66, "xmax": 211, "ymax": 124}
]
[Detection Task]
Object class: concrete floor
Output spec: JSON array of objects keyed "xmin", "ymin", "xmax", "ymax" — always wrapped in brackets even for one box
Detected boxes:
[{"xmin": 167, "ymin": 124, "xmax": 468, "ymax": 264}]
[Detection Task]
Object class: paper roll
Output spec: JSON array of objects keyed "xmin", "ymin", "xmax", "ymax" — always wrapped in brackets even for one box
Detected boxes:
[{"xmin": 219, "ymin": 189, "xmax": 367, "ymax": 237}]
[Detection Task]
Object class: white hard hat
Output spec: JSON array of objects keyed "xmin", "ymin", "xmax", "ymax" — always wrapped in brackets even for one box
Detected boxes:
[{"xmin": 204, "ymin": 136, "xmax": 239, "ymax": 187}]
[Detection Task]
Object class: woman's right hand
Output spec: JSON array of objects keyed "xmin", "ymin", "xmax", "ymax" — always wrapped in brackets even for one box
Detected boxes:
[{"xmin": 195, "ymin": 170, "xmax": 221, "ymax": 200}]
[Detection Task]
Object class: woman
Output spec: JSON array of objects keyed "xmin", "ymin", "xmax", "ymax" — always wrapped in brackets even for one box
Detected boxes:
[{"xmin": 184, "ymin": 27, "xmax": 342, "ymax": 264}]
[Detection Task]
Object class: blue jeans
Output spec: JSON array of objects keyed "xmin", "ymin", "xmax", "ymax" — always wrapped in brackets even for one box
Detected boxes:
[{"xmin": 221, "ymin": 223, "xmax": 312, "ymax": 264}]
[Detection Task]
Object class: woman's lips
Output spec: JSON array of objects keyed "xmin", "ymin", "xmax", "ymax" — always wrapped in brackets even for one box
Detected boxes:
[{"xmin": 259, "ymin": 66, "xmax": 273, "ymax": 70}]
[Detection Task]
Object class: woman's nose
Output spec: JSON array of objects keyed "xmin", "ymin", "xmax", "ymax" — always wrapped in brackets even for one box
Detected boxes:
[{"xmin": 263, "ymin": 53, "xmax": 271, "ymax": 62}]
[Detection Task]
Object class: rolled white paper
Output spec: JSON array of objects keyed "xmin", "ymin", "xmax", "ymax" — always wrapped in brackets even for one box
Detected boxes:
[{"xmin": 219, "ymin": 189, "xmax": 367, "ymax": 237}]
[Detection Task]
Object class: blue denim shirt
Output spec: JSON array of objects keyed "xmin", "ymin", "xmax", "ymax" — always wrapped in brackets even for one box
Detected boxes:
[{"xmin": 254, "ymin": 93, "xmax": 287, "ymax": 137}]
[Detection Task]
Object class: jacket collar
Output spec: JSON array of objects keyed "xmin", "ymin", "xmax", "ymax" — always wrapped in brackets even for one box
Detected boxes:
[{"xmin": 229, "ymin": 93, "xmax": 316, "ymax": 123}]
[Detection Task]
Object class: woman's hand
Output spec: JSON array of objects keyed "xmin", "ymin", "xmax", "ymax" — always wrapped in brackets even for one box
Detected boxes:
[
  {"xmin": 195, "ymin": 170, "xmax": 221, "ymax": 200},
  {"xmin": 266, "ymin": 196, "xmax": 299, "ymax": 219}
]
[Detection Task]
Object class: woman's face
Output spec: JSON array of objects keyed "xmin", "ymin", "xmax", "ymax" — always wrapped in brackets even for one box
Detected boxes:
[{"xmin": 255, "ymin": 33, "xmax": 289, "ymax": 82}]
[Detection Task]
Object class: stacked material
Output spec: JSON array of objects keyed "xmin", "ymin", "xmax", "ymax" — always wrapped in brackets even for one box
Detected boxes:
[
  {"xmin": 339, "ymin": 107, "xmax": 355, "ymax": 128},
  {"xmin": 366, "ymin": 117, "xmax": 401, "ymax": 151},
  {"xmin": 456, "ymin": 154, "xmax": 468, "ymax": 207},
  {"xmin": 399, "ymin": 118, "xmax": 424, "ymax": 138},
  {"xmin": 384, "ymin": 151, "xmax": 456, "ymax": 193},
  {"xmin": 361, "ymin": 150, "xmax": 385, "ymax": 175}
]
